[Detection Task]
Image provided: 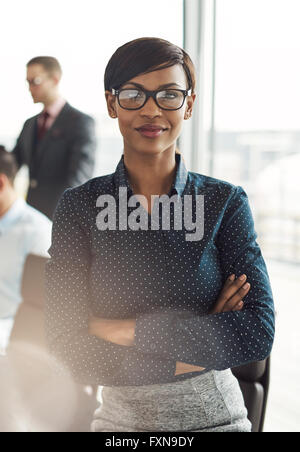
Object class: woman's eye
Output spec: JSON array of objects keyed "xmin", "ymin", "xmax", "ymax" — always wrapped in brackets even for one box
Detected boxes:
[{"xmin": 160, "ymin": 90, "xmax": 179, "ymax": 99}]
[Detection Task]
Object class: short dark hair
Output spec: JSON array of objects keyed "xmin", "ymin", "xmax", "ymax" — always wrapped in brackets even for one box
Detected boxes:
[
  {"xmin": 27, "ymin": 56, "xmax": 62, "ymax": 76},
  {"xmin": 104, "ymin": 37, "xmax": 196, "ymax": 93},
  {"xmin": 0, "ymin": 146, "xmax": 18, "ymax": 183}
]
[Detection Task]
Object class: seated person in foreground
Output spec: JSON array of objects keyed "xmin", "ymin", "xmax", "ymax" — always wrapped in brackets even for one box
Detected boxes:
[{"xmin": 0, "ymin": 146, "xmax": 52, "ymax": 353}]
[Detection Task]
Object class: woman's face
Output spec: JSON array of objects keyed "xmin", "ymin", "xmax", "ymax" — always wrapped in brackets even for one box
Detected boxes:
[{"xmin": 106, "ymin": 64, "xmax": 195, "ymax": 157}]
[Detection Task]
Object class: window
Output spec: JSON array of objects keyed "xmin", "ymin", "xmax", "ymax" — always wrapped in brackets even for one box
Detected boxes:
[
  {"xmin": 214, "ymin": 0, "xmax": 300, "ymax": 265},
  {"xmin": 214, "ymin": 3, "xmax": 300, "ymax": 431}
]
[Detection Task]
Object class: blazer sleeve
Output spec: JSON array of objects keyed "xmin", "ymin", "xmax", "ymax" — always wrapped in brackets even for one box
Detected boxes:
[
  {"xmin": 134, "ymin": 186, "xmax": 275, "ymax": 371},
  {"xmin": 66, "ymin": 115, "xmax": 96, "ymax": 187},
  {"xmin": 11, "ymin": 121, "xmax": 29, "ymax": 169}
]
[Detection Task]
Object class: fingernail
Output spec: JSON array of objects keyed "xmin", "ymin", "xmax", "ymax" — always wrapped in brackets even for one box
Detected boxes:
[
  {"xmin": 238, "ymin": 301, "xmax": 243, "ymax": 307},
  {"xmin": 239, "ymin": 274, "xmax": 246, "ymax": 281},
  {"xmin": 229, "ymin": 274, "xmax": 235, "ymax": 281},
  {"xmin": 243, "ymin": 283, "xmax": 250, "ymax": 290}
]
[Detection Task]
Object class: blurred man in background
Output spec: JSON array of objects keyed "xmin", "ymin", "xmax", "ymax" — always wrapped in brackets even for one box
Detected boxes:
[
  {"xmin": 0, "ymin": 146, "xmax": 51, "ymax": 353},
  {"xmin": 12, "ymin": 56, "xmax": 96, "ymax": 219}
]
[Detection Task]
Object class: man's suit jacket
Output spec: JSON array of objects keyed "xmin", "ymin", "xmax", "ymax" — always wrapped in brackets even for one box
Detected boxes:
[{"xmin": 12, "ymin": 103, "xmax": 96, "ymax": 219}]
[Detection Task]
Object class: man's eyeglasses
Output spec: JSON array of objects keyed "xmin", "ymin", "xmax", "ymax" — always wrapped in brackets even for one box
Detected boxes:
[{"xmin": 111, "ymin": 87, "xmax": 191, "ymax": 111}]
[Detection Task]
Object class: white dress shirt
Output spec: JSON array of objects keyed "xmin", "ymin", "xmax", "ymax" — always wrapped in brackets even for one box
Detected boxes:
[{"xmin": 0, "ymin": 198, "xmax": 52, "ymax": 352}]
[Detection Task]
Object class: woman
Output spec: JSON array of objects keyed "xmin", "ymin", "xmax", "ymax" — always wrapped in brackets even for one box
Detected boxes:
[{"xmin": 45, "ymin": 38, "xmax": 275, "ymax": 432}]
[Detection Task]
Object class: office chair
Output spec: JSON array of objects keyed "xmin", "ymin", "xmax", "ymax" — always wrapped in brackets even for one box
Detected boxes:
[{"xmin": 232, "ymin": 357, "xmax": 270, "ymax": 432}]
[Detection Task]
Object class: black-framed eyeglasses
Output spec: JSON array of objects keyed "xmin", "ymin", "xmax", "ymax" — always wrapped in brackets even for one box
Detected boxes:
[{"xmin": 111, "ymin": 87, "xmax": 191, "ymax": 111}]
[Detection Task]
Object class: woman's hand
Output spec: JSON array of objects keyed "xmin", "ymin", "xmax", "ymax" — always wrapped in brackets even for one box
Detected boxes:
[
  {"xmin": 175, "ymin": 274, "xmax": 251, "ymax": 375},
  {"xmin": 210, "ymin": 274, "xmax": 251, "ymax": 314},
  {"xmin": 175, "ymin": 362, "xmax": 206, "ymax": 376},
  {"xmin": 89, "ymin": 317, "xmax": 136, "ymax": 346}
]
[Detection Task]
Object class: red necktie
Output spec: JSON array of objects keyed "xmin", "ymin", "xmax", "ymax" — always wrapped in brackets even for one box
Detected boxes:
[{"xmin": 37, "ymin": 111, "xmax": 50, "ymax": 141}]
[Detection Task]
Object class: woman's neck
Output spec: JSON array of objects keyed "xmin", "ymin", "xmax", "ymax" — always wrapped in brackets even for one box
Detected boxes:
[{"xmin": 124, "ymin": 149, "xmax": 177, "ymax": 198}]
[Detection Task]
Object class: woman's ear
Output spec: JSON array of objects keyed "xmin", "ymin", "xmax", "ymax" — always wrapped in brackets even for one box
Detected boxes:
[
  {"xmin": 184, "ymin": 93, "xmax": 196, "ymax": 120},
  {"xmin": 105, "ymin": 90, "xmax": 117, "ymax": 118},
  {"xmin": 0, "ymin": 174, "xmax": 8, "ymax": 191}
]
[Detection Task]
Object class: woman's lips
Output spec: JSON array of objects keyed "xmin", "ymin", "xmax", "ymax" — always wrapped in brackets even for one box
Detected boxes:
[{"xmin": 136, "ymin": 125, "xmax": 167, "ymax": 138}]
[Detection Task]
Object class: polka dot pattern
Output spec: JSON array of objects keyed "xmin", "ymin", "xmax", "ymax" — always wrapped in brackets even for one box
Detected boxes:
[{"xmin": 45, "ymin": 154, "xmax": 275, "ymax": 387}]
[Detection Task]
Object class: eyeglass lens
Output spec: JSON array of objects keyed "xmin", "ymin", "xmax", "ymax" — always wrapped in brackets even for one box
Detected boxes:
[{"xmin": 27, "ymin": 77, "xmax": 43, "ymax": 86}]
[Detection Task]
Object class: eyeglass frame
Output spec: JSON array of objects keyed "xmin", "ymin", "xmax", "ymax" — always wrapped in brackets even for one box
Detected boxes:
[{"xmin": 111, "ymin": 87, "xmax": 192, "ymax": 111}]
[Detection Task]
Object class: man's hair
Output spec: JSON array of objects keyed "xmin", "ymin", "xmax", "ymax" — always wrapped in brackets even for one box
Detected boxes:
[
  {"xmin": 27, "ymin": 56, "xmax": 62, "ymax": 76},
  {"xmin": 104, "ymin": 37, "xmax": 196, "ymax": 93},
  {"xmin": 0, "ymin": 146, "xmax": 18, "ymax": 183}
]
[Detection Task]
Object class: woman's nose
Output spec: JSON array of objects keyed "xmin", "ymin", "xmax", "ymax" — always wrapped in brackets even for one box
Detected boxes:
[{"xmin": 140, "ymin": 96, "xmax": 162, "ymax": 117}]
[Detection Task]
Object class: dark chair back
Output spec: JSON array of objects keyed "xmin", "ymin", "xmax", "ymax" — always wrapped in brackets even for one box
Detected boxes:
[
  {"xmin": 9, "ymin": 254, "xmax": 48, "ymax": 345},
  {"xmin": 232, "ymin": 358, "xmax": 270, "ymax": 432}
]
